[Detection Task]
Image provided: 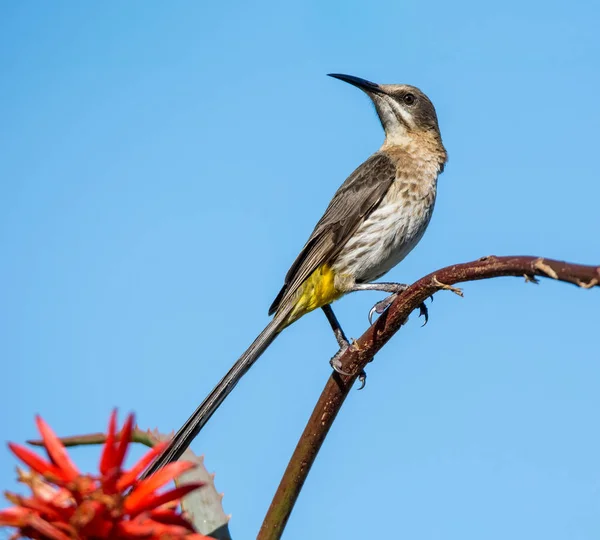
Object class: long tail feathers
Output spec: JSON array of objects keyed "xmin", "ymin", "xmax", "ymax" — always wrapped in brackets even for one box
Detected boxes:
[{"xmin": 141, "ymin": 309, "xmax": 290, "ymax": 478}]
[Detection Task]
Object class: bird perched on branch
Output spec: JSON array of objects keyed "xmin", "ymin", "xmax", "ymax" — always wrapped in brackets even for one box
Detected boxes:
[{"xmin": 143, "ymin": 73, "xmax": 447, "ymax": 477}]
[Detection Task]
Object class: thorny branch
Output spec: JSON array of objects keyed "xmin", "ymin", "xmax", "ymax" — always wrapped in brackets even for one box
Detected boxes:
[{"xmin": 257, "ymin": 255, "xmax": 600, "ymax": 540}]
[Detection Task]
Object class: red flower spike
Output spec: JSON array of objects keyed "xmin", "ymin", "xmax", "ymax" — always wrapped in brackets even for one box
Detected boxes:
[
  {"xmin": 0, "ymin": 507, "xmax": 29, "ymax": 527},
  {"xmin": 126, "ymin": 483, "xmax": 205, "ymax": 518},
  {"xmin": 99, "ymin": 409, "xmax": 118, "ymax": 475},
  {"xmin": 113, "ymin": 413, "xmax": 134, "ymax": 471},
  {"xmin": 124, "ymin": 461, "xmax": 196, "ymax": 514},
  {"xmin": 0, "ymin": 508, "xmax": 71, "ymax": 540},
  {"xmin": 117, "ymin": 516, "xmax": 195, "ymax": 538},
  {"xmin": 116, "ymin": 441, "xmax": 169, "ymax": 491},
  {"xmin": 1, "ymin": 412, "xmax": 210, "ymax": 539},
  {"xmin": 72, "ymin": 499, "xmax": 112, "ymax": 537},
  {"xmin": 35, "ymin": 416, "xmax": 80, "ymax": 482},
  {"xmin": 8, "ymin": 443, "xmax": 66, "ymax": 482},
  {"xmin": 148, "ymin": 507, "xmax": 196, "ymax": 528},
  {"xmin": 5, "ymin": 493, "xmax": 64, "ymax": 522},
  {"xmin": 26, "ymin": 512, "xmax": 72, "ymax": 540}
]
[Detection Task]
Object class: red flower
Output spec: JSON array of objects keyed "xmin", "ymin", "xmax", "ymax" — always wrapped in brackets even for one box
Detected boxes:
[{"xmin": 0, "ymin": 411, "xmax": 209, "ymax": 539}]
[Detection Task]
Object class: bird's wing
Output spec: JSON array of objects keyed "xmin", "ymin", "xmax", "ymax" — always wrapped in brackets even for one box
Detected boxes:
[{"xmin": 269, "ymin": 152, "xmax": 397, "ymax": 315}]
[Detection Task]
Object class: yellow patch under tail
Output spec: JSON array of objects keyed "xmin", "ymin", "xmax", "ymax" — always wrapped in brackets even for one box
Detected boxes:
[{"xmin": 284, "ymin": 264, "xmax": 343, "ymax": 327}]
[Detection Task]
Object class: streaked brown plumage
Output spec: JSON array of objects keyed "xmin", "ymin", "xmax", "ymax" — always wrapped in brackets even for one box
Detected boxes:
[{"xmin": 143, "ymin": 74, "xmax": 447, "ymax": 477}]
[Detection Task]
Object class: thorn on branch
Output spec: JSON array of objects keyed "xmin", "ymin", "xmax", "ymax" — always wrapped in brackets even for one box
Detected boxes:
[
  {"xmin": 533, "ymin": 258, "xmax": 558, "ymax": 279},
  {"xmin": 523, "ymin": 274, "xmax": 540, "ymax": 284},
  {"xmin": 432, "ymin": 276, "xmax": 464, "ymax": 297},
  {"xmin": 350, "ymin": 338, "xmax": 361, "ymax": 351}
]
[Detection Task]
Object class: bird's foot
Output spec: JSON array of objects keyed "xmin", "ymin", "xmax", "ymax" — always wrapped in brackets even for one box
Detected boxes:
[
  {"xmin": 418, "ymin": 299, "xmax": 431, "ymax": 327},
  {"xmin": 357, "ymin": 369, "xmax": 367, "ymax": 390},
  {"xmin": 368, "ymin": 284, "xmax": 408, "ymax": 324},
  {"xmin": 367, "ymin": 286, "xmax": 433, "ymax": 328},
  {"xmin": 419, "ymin": 302, "xmax": 429, "ymax": 327},
  {"xmin": 330, "ymin": 345, "xmax": 354, "ymax": 376},
  {"xmin": 329, "ymin": 341, "xmax": 368, "ymax": 389},
  {"xmin": 368, "ymin": 294, "xmax": 396, "ymax": 324}
]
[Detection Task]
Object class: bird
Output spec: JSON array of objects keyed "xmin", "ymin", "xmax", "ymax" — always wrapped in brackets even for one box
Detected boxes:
[{"xmin": 142, "ymin": 73, "xmax": 447, "ymax": 477}]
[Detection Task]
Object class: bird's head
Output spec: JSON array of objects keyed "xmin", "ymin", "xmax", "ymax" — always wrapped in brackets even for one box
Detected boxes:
[{"xmin": 328, "ymin": 74, "xmax": 441, "ymax": 147}]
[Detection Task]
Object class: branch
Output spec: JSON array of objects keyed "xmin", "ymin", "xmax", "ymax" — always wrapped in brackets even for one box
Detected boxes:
[
  {"xmin": 258, "ymin": 256, "xmax": 599, "ymax": 540},
  {"xmin": 27, "ymin": 429, "xmax": 156, "ymax": 449}
]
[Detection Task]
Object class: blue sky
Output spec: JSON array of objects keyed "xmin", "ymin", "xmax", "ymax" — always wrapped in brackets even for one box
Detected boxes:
[{"xmin": 1, "ymin": 1, "xmax": 599, "ymax": 538}]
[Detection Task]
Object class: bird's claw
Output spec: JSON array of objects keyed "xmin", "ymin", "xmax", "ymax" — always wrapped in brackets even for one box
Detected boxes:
[
  {"xmin": 357, "ymin": 370, "xmax": 367, "ymax": 390},
  {"xmin": 368, "ymin": 293, "xmax": 398, "ymax": 325},
  {"xmin": 330, "ymin": 349, "xmax": 353, "ymax": 376},
  {"xmin": 330, "ymin": 353, "xmax": 368, "ymax": 389},
  {"xmin": 367, "ymin": 284, "xmax": 409, "ymax": 324},
  {"xmin": 330, "ymin": 345, "xmax": 367, "ymax": 386},
  {"xmin": 419, "ymin": 301, "xmax": 429, "ymax": 326}
]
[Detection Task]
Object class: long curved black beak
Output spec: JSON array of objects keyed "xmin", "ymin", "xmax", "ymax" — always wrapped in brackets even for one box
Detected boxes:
[{"xmin": 327, "ymin": 73, "xmax": 384, "ymax": 94}]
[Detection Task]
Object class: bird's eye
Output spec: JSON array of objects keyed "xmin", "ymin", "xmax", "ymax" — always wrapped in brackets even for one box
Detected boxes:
[{"xmin": 403, "ymin": 93, "xmax": 416, "ymax": 105}]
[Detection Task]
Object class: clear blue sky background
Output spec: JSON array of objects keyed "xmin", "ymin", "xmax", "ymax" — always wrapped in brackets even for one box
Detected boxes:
[{"xmin": 1, "ymin": 1, "xmax": 599, "ymax": 538}]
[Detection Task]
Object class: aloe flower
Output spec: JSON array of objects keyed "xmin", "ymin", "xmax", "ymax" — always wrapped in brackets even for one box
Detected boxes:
[{"xmin": 0, "ymin": 411, "xmax": 209, "ymax": 539}]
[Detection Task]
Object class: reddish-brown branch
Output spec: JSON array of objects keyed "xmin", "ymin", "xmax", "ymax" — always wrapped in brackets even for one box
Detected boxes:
[{"xmin": 258, "ymin": 256, "xmax": 599, "ymax": 540}]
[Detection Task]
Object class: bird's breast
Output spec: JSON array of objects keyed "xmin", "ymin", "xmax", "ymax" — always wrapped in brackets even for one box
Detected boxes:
[{"xmin": 332, "ymin": 173, "xmax": 438, "ymax": 285}]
